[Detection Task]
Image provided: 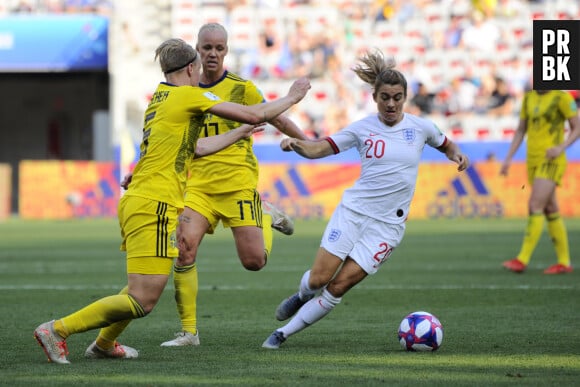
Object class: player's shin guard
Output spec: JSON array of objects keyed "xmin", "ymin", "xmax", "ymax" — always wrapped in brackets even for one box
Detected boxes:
[
  {"xmin": 280, "ymin": 289, "xmax": 342, "ymax": 338},
  {"xmin": 262, "ymin": 213, "xmax": 273, "ymax": 259},
  {"xmin": 303, "ymin": 289, "xmax": 341, "ymax": 325},
  {"xmin": 56, "ymin": 294, "xmax": 145, "ymax": 338},
  {"xmin": 517, "ymin": 213, "xmax": 544, "ymax": 264},
  {"xmin": 547, "ymin": 213, "xmax": 570, "ymax": 266},
  {"xmin": 95, "ymin": 286, "xmax": 133, "ymax": 350},
  {"xmin": 174, "ymin": 263, "xmax": 198, "ymax": 335}
]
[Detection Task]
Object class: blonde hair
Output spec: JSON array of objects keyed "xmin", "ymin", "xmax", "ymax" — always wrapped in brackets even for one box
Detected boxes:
[
  {"xmin": 352, "ymin": 49, "xmax": 407, "ymax": 97},
  {"xmin": 197, "ymin": 23, "xmax": 228, "ymax": 41},
  {"xmin": 155, "ymin": 38, "xmax": 198, "ymax": 74}
]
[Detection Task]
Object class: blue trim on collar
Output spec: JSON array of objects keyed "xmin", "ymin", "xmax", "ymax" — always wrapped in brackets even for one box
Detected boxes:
[{"xmin": 199, "ymin": 70, "xmax": 228, "ymax": 88}]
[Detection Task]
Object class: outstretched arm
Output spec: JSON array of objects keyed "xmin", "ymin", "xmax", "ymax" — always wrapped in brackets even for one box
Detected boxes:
[
  {"xmin": 209, "ymin": 77, "xmax": 311, "ymax": 125},
  {"xmin": 269, "ymin": 114, "xmax": 310, "ymax": 140},
  {"xmin": 280, "ymin": 137, "xmax": 335, "ymax": 159},
  {"xmin": 120, "ymin": 124, "xmax": 265, "ymax": 189},
  {"xmin": 195, "ymin": 124, "xmax": 264, "ymax": 157}
]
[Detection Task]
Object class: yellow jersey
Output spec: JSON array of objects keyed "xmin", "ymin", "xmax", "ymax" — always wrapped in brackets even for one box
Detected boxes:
[
  {"xmin": 187, "ymin": 71, "xmax": 265, "ymax": 194},
  {"xmin": 125, "ymin": 82, "xmax": 223, "ymax": 209},
  {"xmin": 520, "ymin": 90, "xmax": 578, "ymax": 164}
]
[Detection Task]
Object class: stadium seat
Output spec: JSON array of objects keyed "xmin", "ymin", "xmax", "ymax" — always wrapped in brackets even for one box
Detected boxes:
[
  {"xmin": 200, "ymin": 6, "xmax": 227, "ymax": 24},
  {"xmin": 421, "ymin": 4, "xmax": 446, "ymax": 22},
  {"xmin": 476, "ymin": 127, "xmax": 491, "ymax": 140},
  {"xmin": 497, "ymin": 116, "xmax": 519, "ymax": 140},
  {"xmin": 116, "ymin": 0, "xmax": 542, "ymax": 145},
  {"xmin": 373, "ymin": 21, "xmax": 400, "ymax": 39},
  {"xmin": 450, "ymin": 126, "xmax": 464, "ymax": 140},
  {"xmin": 501, "ymin": 128, "xmax": 515, "ymax": 140},
  {"xmin": 229, "ymin": 6, "xmax": 258, "ymax": 50}
]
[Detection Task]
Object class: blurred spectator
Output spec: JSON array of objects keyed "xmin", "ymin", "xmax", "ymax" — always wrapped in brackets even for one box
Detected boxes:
[
  {"xmin": 120, "ymin": 21, "xmax": 141, "ymax": 55},
  {"xmin": 11, "ymin": 1, "xmax": 33, "ymax": 13},
  {"xmin": 402, "ymin": 58, "xmax": 435, "ymax": 96},
  {"xmin": 286, "ymin": 0, "xmax": 313, "ymax": 5},
  {"xmin": 286, "ymin": 17, "xmax": 316, "ymax": 77},
  {"xmin": 285, "ymin": 105, "xmax": 319, "ymax": 139},
  {"xmin": 245, "ymin": 18, "xmax": 286, "ymax": 79},
  {"xmin": 442, "ymin": 13, "xmax": 465, "ymax": 49},
  {"xmin": 309, "ymin": 20, "xmax": 342, "ymax": 78},
  {"xmin": 320, "ymin": 82, "xmax": 355, "ymax": 135},
  {"xmin": 64, "ymin": 0, "xmax": 94, "ymax": 13},
  {"xmin": 486, "ymin": 76, "xmax": 514, "ymax": 116},
  {"xmin": 370, "ymin": 0, "xmax": 398, "ymax": 22},
  {"xmin": 460, "ymin": 10, "xmax": 501, "ymax": 52},
  {"xmin": 370, "ymin": 0, "xmax": 417, "ymax": 25},
  {"xmin": 14, "ymin": 0, "xmax": 557, "ymax": 143},
  {"xmin": 442, "ymin": 76, "xmax": 480, "ymax": 116},
  {"xmin": 497, "ymin": 56, "xmax": 529, "ymax": 101},
  {"xmin": 409, "ymin": 82, "xmax": 436, "ymax": 116},
  {"xmin": 44, "ymin": 0, "xmax": 65, "ymax": 12},
  {"xmin": 260, "ymin": 21, "xmax": 281, "ymax": 56},
  {"xmin": 256, "ymin": 0, "xmax": 284, "ymax": 6},
  {"xmin": 471, "ymin": 0, "xmax": 497, "ymax": 18},
  {"xmin": 494, "ymin": 0, "xmax": 528, "ymax": 18},
  {"xmin": 10, "ymin": 0, "xmax": 113, "ymax": 15}
]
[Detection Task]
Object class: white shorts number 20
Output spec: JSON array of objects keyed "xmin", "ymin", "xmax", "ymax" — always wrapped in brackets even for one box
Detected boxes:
[{"xmin": 320, "ymin": 204, "xmax": 405, "ymax": 275}]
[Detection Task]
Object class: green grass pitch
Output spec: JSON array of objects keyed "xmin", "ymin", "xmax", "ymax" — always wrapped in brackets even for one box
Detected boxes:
[{"xmin": 0, "ymin": 218, "xmax": 579, "ymax": 386}]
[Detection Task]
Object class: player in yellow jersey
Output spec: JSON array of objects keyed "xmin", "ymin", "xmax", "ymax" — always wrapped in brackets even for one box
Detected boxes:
[
  {"xmin": 501, "ymin": 89, "xmax": 579, "ymax": 274},
  {"xmin": 33, "ymin": 38, "xmax": 311, "ymax": 364},
  {"xmin": 160, "ymin": 23, "xmax": 310, "ymax": 347}
]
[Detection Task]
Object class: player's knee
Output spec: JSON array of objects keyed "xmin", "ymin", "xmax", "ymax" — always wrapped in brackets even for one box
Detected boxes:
[
  {"xmin": 308, "ymin": 274, "xmax": 329, "ymax": 291},
  {"xmin": 141, "ymin": 304, "xmax": 156, "ymax": 315},
  {"xmin": 544, "ymin": 203, "xmax": 559, "ymax": 215},
  {"xmin": 240, "ymin": 255, "xmax": 266, "ymax": 271},
  {"xmin": 528, "ymin": 196, "xmax": 548, "ymax": 213},
  {"xmin": 176, "ymin": 244, "xmax": 198, "ymax": 266},
  {"xmin": 129, "ymin": 296, "xmax": 156, "ymax": 316},
  {"xmin": 326, "ymin": 282, "xmax": 349, "ymax": 298},
  {"xmin": 176, "ymin": 254, "xmax": 196, "ymax": 267},
  {"xmin": 243, "ymin": 263, "xmax": 263, "ymax": 271}
]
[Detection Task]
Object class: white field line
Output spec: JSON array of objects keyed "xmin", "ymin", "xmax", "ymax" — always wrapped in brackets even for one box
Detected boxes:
[{"xmin": 0, "ymin": 284, "xmax": 576, "ymax": 291}]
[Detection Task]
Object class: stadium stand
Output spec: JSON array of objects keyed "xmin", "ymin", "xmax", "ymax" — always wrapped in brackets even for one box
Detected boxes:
[{"xmin": 3, "ymin": 0, "xmax": 579, "ymax": 142}]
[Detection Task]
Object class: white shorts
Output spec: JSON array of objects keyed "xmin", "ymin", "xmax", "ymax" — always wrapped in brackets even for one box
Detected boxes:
[{"xmin": 320, "ymin": 204, "xmax": 405, "ymax": 275}]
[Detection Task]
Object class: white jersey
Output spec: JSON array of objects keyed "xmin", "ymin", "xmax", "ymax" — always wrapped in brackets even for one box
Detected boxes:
[{"xmin": 326, "ymin": 113, "xmax": 447, "ymax": 224}]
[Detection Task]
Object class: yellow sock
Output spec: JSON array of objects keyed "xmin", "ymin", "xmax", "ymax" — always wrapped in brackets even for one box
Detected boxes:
[
  {"xmin": 174, "ymin": 263, "xmax": 198, "ymax": 335},
  {"xmin": 546, "ymin": 213, "xmax": 570, "ymax": 266},
  {"xmin": 262, "ymin": 213, "xmax": 273, "ymax": 259},
  {"xmin": 54, "ymin": 293, "xmax": 145, "ymax": 339},
  {"xmin": 517, "ymin": 213, "xmax": 544, "ymax": 265},
  {"xmin": 95, "ymin": 286, "xmax": 132, "ymax": 350}
]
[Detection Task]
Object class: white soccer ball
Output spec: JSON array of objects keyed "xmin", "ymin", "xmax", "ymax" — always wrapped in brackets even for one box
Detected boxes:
[
  {"xmin": 398, "ymin": 311, "xmax": 443, "ymax": 351},
  {"xmin": 66, "ymin": 191, "xmax": 82, "ymax": 207}
]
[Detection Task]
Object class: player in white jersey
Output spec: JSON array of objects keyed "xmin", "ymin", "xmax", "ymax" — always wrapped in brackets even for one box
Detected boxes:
[{"xmin": 262, "ymin": 49, "xmax": 469, "ymax": 349}]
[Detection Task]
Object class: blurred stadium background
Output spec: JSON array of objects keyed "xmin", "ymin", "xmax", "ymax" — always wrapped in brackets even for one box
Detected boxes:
[{"xmin": 0, "ymin": 0, "xmax": 579, "ymax": 220}]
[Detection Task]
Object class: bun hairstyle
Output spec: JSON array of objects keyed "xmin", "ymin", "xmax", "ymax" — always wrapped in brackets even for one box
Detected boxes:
[
  {"xmin": 352, "ymin": 49, "xmax": 407, "ymax": 97},
  {"xmin": 155, "ymin": 38, "xmax": 198, "ymax": 74}
]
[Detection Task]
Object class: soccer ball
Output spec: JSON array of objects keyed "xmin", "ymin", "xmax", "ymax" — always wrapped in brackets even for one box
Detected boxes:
[{"xmin": 398, "ymin": 311, "xmax": 443, "ymax": 351}]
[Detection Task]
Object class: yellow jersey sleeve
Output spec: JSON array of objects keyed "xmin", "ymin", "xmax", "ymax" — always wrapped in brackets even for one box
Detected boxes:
[{"xmin": 126, "ymin": 83, "xmax": 223, "ymax": 208}]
